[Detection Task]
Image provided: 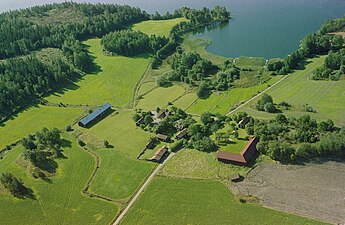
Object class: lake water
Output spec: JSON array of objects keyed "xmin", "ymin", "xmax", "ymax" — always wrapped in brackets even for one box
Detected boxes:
[{"xmin": 1, "ymin": 0, "xmax": 344, "ymax": 58}]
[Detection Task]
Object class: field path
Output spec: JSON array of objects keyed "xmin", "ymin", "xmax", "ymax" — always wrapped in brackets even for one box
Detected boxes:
[
  {"xmin": 113, "ymin": 152, "xmax": 175, "ymax": 225},
  {"xmin": 225, "ymin": 74, "xmax": 290, "ymax": 116}
]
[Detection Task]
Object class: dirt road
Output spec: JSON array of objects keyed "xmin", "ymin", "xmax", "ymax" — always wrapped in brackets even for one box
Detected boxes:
[{"xmin": 113, "ymin": 152, "xmax": 175, "ymax": 225}]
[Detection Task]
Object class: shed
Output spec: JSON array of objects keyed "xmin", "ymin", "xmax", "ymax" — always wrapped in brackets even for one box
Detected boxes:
[
  {"xmin": 176, "ymin": 128, "xmax": 188, "ymax": 140},
  {"xmin": 78, "ymin": 103, "xmax": 111, "ymax": 128},
  {"xmin": 156, "ymin": 133, "xmax": 169, "ymax": 142},
  {"xmin": 150, "ymin": 145, "xmax": 168, "ymax": 162}
]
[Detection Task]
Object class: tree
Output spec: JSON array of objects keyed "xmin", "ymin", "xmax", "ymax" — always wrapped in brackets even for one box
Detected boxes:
[
  {"xmin": 197, "ymin": 81, "xmax": 211, "ymax": 99},
  {"xmin": 233, "ymin": 130, "xmax": 239, "ymax": 139},
  {"xmin": 144, "ymin": 115, "xmax": 153, "ymax": 124},
  {"xmin": 103, "ymin": 140, "xmax": 109, "ymax": 148},
  {"xmin": 0, "ymin": 172, "xmax": 31, "ymax": 198},
  {"xmin": 256, "ymin": 94, "xmax": 276, "ymax": 112},
  {"xmin": 200, "ymin": 112, "xmax": 214, "ymax": 125}
]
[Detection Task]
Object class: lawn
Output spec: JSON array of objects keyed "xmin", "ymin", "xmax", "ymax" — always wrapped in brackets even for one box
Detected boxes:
[
  {"xmin": 0, "ymin": 105, "xmax": 83, "ymax": 150},
  {"xmin": 136, "ymin": 85, "xmax": 186, "ymax": 110},
  {"xmin": 182, "ymin": 36, "xmax": 228, "ymax": 66},
  {"xmin": 121, "ymin": 177, "xmax": 328, "ymax": 225},
  {"xmin": 76, "ymin": 110, "xmax": 152, "ymax": 159},
  {"xmin": 137, "ymin": 82, "xmax": 157, "ymax": 96},
  {"xmin": 132, "ymin": 18, "xmax": 188, "ymax": 37},
  {"xmin": 187, "ymin": 76, "xmax": 282, "ymax": 115},
  {"xmin": 213, "ymin": 125, "xmax": 249, "ymax": 154},
  {"xmin": 46, "ymin": 38, "xmax": 151, "ymax": 107},
  {"xmin": 235, "ymin": 57, "xmax": 266, "ymax": 67},
  {"xmin": 0, "ymin": 134, "xmax": 117, "ymax": 225},
  {"xmin": 89, "ymin": 149, "xmax": 155, "ymax": 201},
  {"xmin": 242, "ymin": 56, "xmax": 345, "ymax": 126}
]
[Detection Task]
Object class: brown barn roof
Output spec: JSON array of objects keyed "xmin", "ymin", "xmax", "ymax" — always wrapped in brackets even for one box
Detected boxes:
[
  {"xmin": 217, "ymin": 137, "xmax": 259, "ymax": 166},
  {"xmin": 156, "ymin": 133, "xmax": 169, "ymax": 141},
  {"xmin": 150, "ymin": 146, "xmax": 168, "ymax": 161},
  {"xmin": 176, "ymin": 128, "xmax": 188, "ymax": 139}
]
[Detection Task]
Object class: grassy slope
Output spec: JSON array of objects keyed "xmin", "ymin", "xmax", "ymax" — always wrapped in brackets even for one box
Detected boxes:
[
  {"xmin": 132, "ymin": 18, "xmax": 188, "ymax": 37},
  {"xmin": 0, "ymin": 134, "xmax": 117, "ymax": 225},
  {"xmin": 242, "ymin": 56, "xmax": 345, "ymax": 126},
  {"xmin": 46, "ymin": 38, "xmax": 151, "ymax": 107},
  {"xmin": 137, "ymin": 85, "xmax": 185, "ymax": 110},
  {"xmin": 121, "ymin": 177, "xmax": 328, "ymax": 225},
  {"xmin": 0, "ymin": 106, "xmax": 82, "ymax": 150},
  {"xmin": 89, "ymin": 149, "xmax": 154, "ymax": 201},
  {"xmin": 187, "ymin": 76, "xmax": 282, "ymax": 115}
]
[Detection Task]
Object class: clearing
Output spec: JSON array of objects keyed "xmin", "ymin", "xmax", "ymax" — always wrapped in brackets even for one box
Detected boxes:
[
  {"xmin": 232, "ymin": 162, "xmax": 345, "ymax": 224},
  {"xmin": 132, "ymin": 18, "xmax": 188, "ymax": 37},
  {"xmin": 46, "ymin": 38, "xmax": 151, "ymax": 107}
]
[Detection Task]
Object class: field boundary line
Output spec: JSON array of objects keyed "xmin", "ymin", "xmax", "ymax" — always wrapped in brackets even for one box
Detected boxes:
[
  {"xmin": 112, "ymin": 152, "xmax": 175, "ymax": 225},
  {"xmin": 226, "ymin": 75, "xmax": 290, "ymax": 116}
]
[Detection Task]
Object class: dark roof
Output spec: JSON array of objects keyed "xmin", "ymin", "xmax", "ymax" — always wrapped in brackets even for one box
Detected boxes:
[
  {"xmin": 79, "ymin": 103, "xmax": 111, "ymax": 126},
  {"xmin": 217, "ymin": 137, "xmax": 258, "ymax": 165},
  {"xmin": 150, "ymin": 146, "xmax": 168, "ymax": 161}
]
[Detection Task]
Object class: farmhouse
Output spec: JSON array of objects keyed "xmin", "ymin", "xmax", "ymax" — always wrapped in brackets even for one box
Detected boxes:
[
  {"xmin": 150, "ymin": 145, "xmax": 168, "ymax": 162},
  {"xmin": 157, "ymin": 133, "xmax": 169, "ymax": 142},
  {"xmin": 176, "ymin": 128, "xmax": 188, "ymax": 139},
  {"xmin": 238, "ymin": 117, "xmax": 250, "ymax": 128},
  {"xmin": 217, "ymin": 137, "xmax": 259, "ymax": 166},
  {"xmin": 78, "ymin": 103, "xmax": 111, "ymax": 128}
]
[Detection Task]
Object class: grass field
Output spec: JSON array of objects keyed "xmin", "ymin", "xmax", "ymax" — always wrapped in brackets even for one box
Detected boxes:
[
  {"xmin": 187, "ymin": 76, "xmax": 282, "ymax": 115},
  {"xmin": 89, "ymin": 149, "xmax": 154, "ymax": 201},
  {"xmin": 77, "ymin": 110, "xmax": 151, "ymax": 159},
  {"xmin": 213, "ymin": 126, "xmax": 249, "ymax": 154},
  {"xmin": 46, "ymin": 38, "xmax": 151, "ymax": 107},
  {"xmin": 137, "ymin": 82, "xmax": 157, "ymax": 96},
  {"xmin": 235, "ymin": 57, "xmax": 266, "ymax": 67},
  {"xmin": 132, "ymin": 18, "xmax": 188, "ymax": 37},
  {"xmin": 173, "ymin": 92, "xmax": 198, "ymax": 110},
  {"xmin": 160, "ymin": 149, "xmax": 246, "ymax": 180},
  {"xmin": 0, "ymin": 105, "xmax": 83, "ymax": 150},
  {"xmin": 0, "ymin": 134, "xmax": 117, "ymax": 225},
  {"xmin": 137, "ymin": 85, "xmax": 185, "ymax": 110},
  {"xmin": 242, "ymin": 56, "xmax": 345, "ymax": 126},
  {"xmin": 121, "ymin": 177, "xmax": 328, "ymax": 225},
  {"xmin": 182, "ymin": 36, "xmax": 229, "ymax": 66}
]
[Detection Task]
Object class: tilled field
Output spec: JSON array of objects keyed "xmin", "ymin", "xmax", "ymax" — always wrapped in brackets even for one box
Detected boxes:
[{"xmin": 232, "ymin": 161, "xmax": 345, "ymax": 224}]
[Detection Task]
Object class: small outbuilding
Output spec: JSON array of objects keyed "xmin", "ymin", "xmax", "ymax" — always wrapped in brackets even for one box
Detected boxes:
[
  {"xmin": 150, "ymin": 145, "xmax": 168, "ymax": 162},
  {"xmin": 78, "ymin": 103, "xmax": 112, "ymax": 128},
  {"xmin": 156, "ymin": 133, "xmax": 169, "ymax": 142},
  {"xmin": 238, "ymin": 117, "xmax": 250, "ymax": 129},
  {"xmin": 175, "ymin": 128, "xmax": 188, "ymax": 140},
  {"xmin": 136, "ymin": 117, "xmax": 145, "ymax": 126}
]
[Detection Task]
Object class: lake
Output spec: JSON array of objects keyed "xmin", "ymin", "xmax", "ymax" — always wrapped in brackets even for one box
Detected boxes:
[{"xmin": 1, "ymin": 0, "xmax": 344, "ymax": 58}]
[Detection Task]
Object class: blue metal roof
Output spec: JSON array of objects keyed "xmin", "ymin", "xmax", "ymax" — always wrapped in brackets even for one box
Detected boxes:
[{"xmin": 79, "ymin": 103, "xmax": 111, "ymax": 126}]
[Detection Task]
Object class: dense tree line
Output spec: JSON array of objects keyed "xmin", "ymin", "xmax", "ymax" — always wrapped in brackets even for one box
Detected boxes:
[
  {"xmin": 312, "ymin": 48, "xmax": 345, "ymax": 80},
  {"xmin": 247, "ymin": 114, "xmax": 345, "ymax": 163},
  {"xmin": 101, "ymin": 30, "xmax": 168, "ymax": 56},
  {"xmin": 0, "ymin": 56, "xmax": 75, "ymax": 118},
  {"xmin": 0, "ymin": 2, "xmax": 148, "ymax": 59}
]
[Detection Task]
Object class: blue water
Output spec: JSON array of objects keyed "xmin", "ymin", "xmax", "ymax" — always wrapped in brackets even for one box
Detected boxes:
[{"xmin": 1, "ymin": 0, "xmax": 344, "ymax": 58}]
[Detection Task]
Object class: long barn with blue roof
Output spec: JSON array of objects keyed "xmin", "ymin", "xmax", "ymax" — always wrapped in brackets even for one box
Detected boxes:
[{"xmin": 78, "ymin": 103, "xmax": 112, "ymax": 128}]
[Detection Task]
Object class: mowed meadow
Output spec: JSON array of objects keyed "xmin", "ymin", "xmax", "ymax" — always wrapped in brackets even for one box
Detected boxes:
[
  {"xmin": 46, "ymin": 38, "xmax": 151, "ymax": 107},
  {"xmin": 0, "ymin": 135, "xmax": 117, "ymax": 225},
  {"xmin": 0, "ymin": 18, "xmax": 185, "ymax": 225},
  {"xmin": 121, "ymin": 177, "xmax": 328, "ymax": 225},
  {"xmin": 242, "ymin": 56, "xmax": 345, "ymax": 126}
]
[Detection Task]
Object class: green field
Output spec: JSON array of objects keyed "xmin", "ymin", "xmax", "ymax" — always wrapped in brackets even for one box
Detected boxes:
[
  {"xmin": 0, "ymin": 105, "xmax": 83, "ymax": 150},
  {"xmin": 213, "ymin": 125, "xmax": 249, "ymax": 154},
  {"xmin": 187, "ymin": 76, "xmax": 282, "ymax": 115},
  {"xmin": 137, "ymin": 82, "xmax": 157, "ymax": 96},
  {"xmin": 132, "ymin": 18, "xmax": 188, "ymax": 37},
  {"xmin": 242, "ymin": 56, "xmax": 345, "ymax": 126},
  {"xmin": 235, "ymin": 57, "xmax": 266, "ymax": 67},
  {"xmin": 77, "ymin": 110, "xmax": 151, "ymax": 159},
  {"xmin": 0, "ymin": 134, "xmax": 117, "ymax": 225},
  {"xmin": 173, "ymin": 92, "xmax": 198, "ymax": 110},
  {"xmin": 137, "ymin": 85, "xmax": 186, "ymax": 110},
  {"xmin": 46, "ymin": 38, "xmax": 151, "ymax": 107},
  {"xmin": 89, "ymin": 149, "xmax": 154, "ymax": 201},
  {"xmin": 121, "ymin": 177, "xmax": 328, "ymax": 225}
]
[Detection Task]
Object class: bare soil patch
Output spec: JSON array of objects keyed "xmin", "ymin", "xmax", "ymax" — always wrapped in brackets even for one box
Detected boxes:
[{"xmin": 232, "ymin": 161, "xmax": 345, "ymax": 224}]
